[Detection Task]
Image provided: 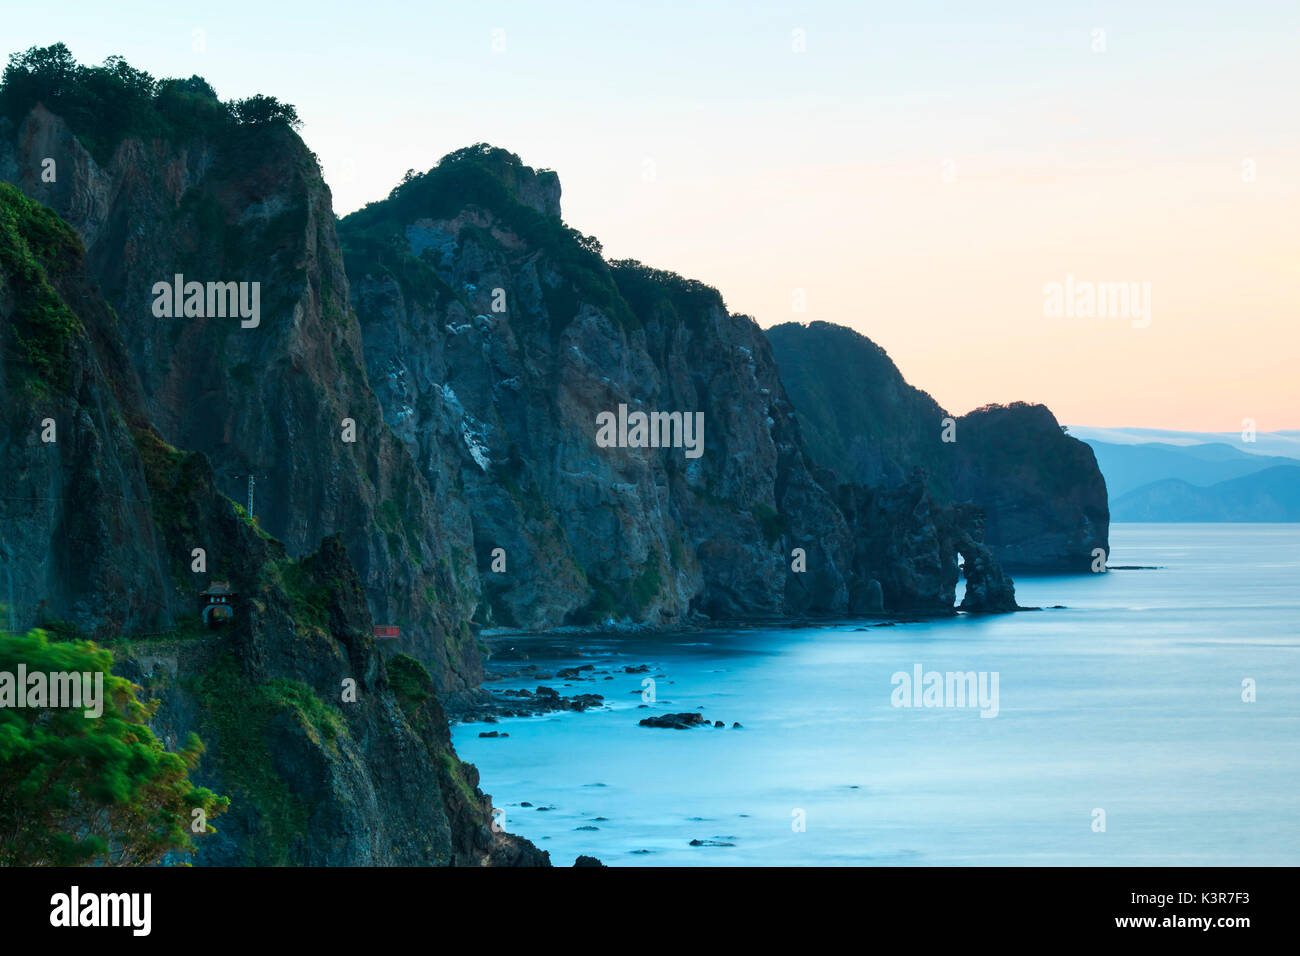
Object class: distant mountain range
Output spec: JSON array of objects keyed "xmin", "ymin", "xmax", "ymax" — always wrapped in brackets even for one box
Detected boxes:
[
  {"xmin": 1069, "ymin": 426, "xmax": 1300, "ymax": 460},
  {"xmin": 1108, "ymin": 466, "xmax": 1300, "ymax": 522},
  {"xmin": 1071, "ymin": 428, "xmax": 1300, "ymax": 522}
]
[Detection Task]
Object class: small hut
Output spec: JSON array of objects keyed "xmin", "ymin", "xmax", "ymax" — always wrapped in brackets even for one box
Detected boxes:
[{"xmin": 201, "ymin": 581, "xmax": 237, "ymax": 626}]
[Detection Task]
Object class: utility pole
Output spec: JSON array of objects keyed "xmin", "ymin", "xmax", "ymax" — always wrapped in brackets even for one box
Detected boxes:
[{"xmin": 231, "ymin": 473, "xmax": 270, "ymax": 520}]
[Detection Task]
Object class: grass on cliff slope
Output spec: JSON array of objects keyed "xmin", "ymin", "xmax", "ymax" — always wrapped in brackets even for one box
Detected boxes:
[
  {"xmin": 0, "ymin": 182, "xmax": 84, "ymax": 395},
  {"xmin": 132, "ymin": 428, "xmax": 198, "ymax": 540},
  {"xmin": 630, "ymin": 559, "xmax": 664, "ymax": 610},
  {"xmin": 190, "ymin": 654, "xmax": 346, "ymax": 866},
  {"xmin": 439, "ymin": 753, "xmax": 481, "ymax": 809},
  {"xmin": 386, "ymin": 653, "xmax": 432, "ymax": 712},
  {"xmin": 269, "ymin": 558, "xmax": 334, "ymax": 640},
  {"xmin": 571, "ymin": 578, "xmax": 621, "ymax": 626},
  {"xmin": 231, "ymin": 501, "xmax": 275, "ymax": 541},
  {"xmin": 376, "ymin": 498, "xmax": 421, "ymax": 568},
  {"xmin": 130, "ymin": 426, "xmax": 257, "ymax": 586}
]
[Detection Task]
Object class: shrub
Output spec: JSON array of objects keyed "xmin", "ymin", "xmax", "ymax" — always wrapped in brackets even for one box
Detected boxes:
[{"xmin": 0, "ymin": 629, "xmax": 228, "ymax": 865}]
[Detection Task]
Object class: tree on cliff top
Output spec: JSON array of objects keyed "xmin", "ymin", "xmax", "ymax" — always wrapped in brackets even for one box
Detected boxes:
[
  {"xmin": 227, "ymin": 93, "xmax": 302, "ymax": 129},
  {"xmin": 0, "ymin": 43, "xmax": 302, "ymax": 161},
  {"xmin": 0, "ymin": 629, "xmax": 229, "ymax": 865}
]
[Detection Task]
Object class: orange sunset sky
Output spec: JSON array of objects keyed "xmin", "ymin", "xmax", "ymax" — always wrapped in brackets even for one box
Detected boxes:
[{"xmin": 10, "ymin": 1, "xmax": 1298, "ymax": 430}]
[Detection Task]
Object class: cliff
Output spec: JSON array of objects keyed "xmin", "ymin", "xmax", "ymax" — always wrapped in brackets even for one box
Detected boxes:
[
  {"xmin": 0, "ymin": 98, "xmax": 481, "ymax": 694},
  {"xmin": 339, "ymin": 145, "xmax": 1007, "ymax": 624},
  {"xmin": 2, "ymin": 51, "xmax": 1021, "ymax": 644},
  {"xmin": 766, "ymin": 320, "xmax": 1109, "ymax": 571},
  {"xmin": 0, "ymin": 180, "xmax": 544, "ymax": 865},
  {"xmin": 0, "ymin": 44, "xmax": 1025, "ymax": 869}
]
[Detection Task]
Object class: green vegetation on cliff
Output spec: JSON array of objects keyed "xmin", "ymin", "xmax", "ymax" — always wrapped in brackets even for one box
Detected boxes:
[
  {"xmin": 610, "ymin": 258, "xmax": 726, "ymax": 334},
  {"xmin": 132, "ymin": 427, "xmax": 202, "ymax": 550},
  {"xmin": 0, "ymin": 628, "xmax": 228, "ymax": 865},
  {"xmin": 751, "ymin": 502, "xmax": 789, "ymax": 547},
  {"xmin": 189, "ymin": 653, "xmax": 346, "ymax": 866},
  {"xmin": 387, "ymin": 653, "xmax": 433, "ymax": 713},
  {"xmin": 340, "ymin": 144, "xmax": 635, "ymax": 334},
  {"xmin": 0, "ymin": 182, "xmax": 83, "ymax": 395},
  {"xmin": 0, "ymin": 44, "xmax": 300, "ymax": 163}
]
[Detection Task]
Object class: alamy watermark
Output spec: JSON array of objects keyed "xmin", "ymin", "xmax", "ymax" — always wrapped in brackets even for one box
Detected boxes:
[
  {"xmin": 891, "ymin": 664, "xmax": 999, "ymax": 718},
  {"xmin": 1043, "ymin": 273, "xmax": 1151, "ymax": 328},
  {"xmin": 151, "ymin": 274, "xmax": 260, "ymax": 328},
  {"xmin": 0, "ymin": 664, "xmax": 104, "ymax": 718},
  {"xmin": 595, "ymin": 403, "xmax": 704, "ymax": 459},
  {"xmin": 50, "ymin": 886, "xmax": 150, "ymax": 936}
]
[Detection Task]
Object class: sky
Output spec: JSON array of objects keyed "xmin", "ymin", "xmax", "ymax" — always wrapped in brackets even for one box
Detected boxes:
[{"xmin": 5, "ymin": 0, "xmax": 1297, "ymax": 430}]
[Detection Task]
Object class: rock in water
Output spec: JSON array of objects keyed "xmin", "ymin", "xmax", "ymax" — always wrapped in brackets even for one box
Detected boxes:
[{"xmin": 639, "ymin": 712, "xmax": 708, "ymax": 729}]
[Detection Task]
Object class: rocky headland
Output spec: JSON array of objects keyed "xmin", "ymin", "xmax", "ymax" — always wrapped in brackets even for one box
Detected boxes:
[{"xmin": 0, "ymin": 45, "xmax": 1108, "ymax": 866}]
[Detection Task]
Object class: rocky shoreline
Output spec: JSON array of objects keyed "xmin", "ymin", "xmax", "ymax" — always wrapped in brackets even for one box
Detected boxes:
[
  {"xmin": 447, "ymin": 618, "xmax": 972, "ymax": 726},
  {"xmin": 449, "ymin": 634, "xmax": 713, "ymax": 725}
]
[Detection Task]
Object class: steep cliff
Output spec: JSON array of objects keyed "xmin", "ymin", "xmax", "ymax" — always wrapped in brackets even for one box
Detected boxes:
[
  {"xmin": 950, "ymin": 402, "xmax": 1109, "ymax": 570},
  {"xmin": 0, "ymin": 44, "xmax": 1025, "ymax": 868},
  {"xmin": 340, "ymin": 146, "xmax": 883, "ymax": 626},
  {"xmin": 0, "ymin": 174, "xmax": 544, "ymax": 866},
  {"xmin": 766, "ymin": 320, "xmax": 1109, "ymax": 571},
  {"xmin": 2, "ymin": 48, "xmax": 1019, "ymax": 660},
  {"xmin": 0, "ymin": 180, "xmax": 169, "ymax": 637},
  {"xmin": 1, "ymin": 96, "xmax": 481, "ymax": 693}
]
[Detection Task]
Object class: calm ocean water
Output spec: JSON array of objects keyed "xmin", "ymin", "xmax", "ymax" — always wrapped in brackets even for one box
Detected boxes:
[{"xmin": 454, "ymin": 524, "xmax": 1300, "ymax": 866}]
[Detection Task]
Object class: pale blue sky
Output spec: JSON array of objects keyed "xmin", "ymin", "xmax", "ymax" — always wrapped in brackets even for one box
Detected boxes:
[{"xmin": 5, "ymin": 1, "xmax": 1297, "ymax": 427}]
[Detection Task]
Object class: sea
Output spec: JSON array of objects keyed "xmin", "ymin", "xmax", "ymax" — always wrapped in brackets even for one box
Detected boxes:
[{"xmin": 453, "ymin": 524, "xmax": 1300, "ymax": 866}]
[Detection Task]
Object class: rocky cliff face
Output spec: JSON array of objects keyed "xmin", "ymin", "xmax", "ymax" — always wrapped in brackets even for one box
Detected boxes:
[
  {"xmin": 0, "ymin": 51, "xmax": 1027, "ymax": 869},
  {"xmin": 0, "ymin": 181, "xmax": 545, "ymax": 865},
  {"xmin": 341, "ymin": 146, "xmax": 935, "ymax": 627},
  {"xmin": 834, "ymin": 474, "xmax": 1018, "ymax": 614},
  {"xmin": 951, "ymin": 403, "xmax": 1109, "ymax": 571},
  {"xmin": 767, "ymin": 320, "xmax": 1109, "ymax": 571},
  {"xmin": 2, "ymin": 100, "xmax": 1024, "ymax": 647},
  {"xmin": 3, "ymin": 79, "xmax": 1021, "ymax": 645},
  {"xmin": 1, "ymin": 182, "xmax": 170, "ymax": 637},
  {"xmin": 1, "ymin": 104, "xmax": 482, "ymax": 693}
]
